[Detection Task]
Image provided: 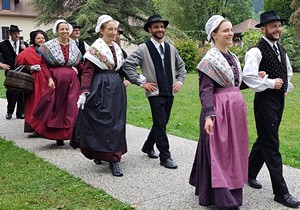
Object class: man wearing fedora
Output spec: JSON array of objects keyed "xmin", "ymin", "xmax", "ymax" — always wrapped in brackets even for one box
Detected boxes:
[
  {"xmin": 0, "ymin": 25, "xmax": 28, "ymax": 120},
  {"xmin": 69, "ymin": 21, "xmax": 90, "ymax": 57},
  {"xmin": 243, "ymin": 11, "xmax": 300, "ymax": 208},
  {"xmin": 123, "ymin": 14, "xmax": 186, "ymax": 169}
]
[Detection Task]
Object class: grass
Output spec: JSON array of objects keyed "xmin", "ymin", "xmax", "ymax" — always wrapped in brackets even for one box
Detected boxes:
[{"xmin": 0, "ymin": 139, "xmax": 132, "ymax": 210}]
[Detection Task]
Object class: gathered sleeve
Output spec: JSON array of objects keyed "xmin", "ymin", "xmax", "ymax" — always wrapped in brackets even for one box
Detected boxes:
[
  {"xmin": 199, "ymin": 71, "xmax": 215, "ymax": 119},
  {"xmin": 40, "ymin": 56, "xmax": 52, "ymax": 80},
  {"xmin": 80, "ymin": 59, "xmax": 95, "ymax": 93}
]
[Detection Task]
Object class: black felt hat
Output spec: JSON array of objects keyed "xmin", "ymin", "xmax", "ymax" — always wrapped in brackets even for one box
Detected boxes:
[
  {"xmin": 69, "ymin": 21, "xmax": 82, "ymax": 29},
  {"xmin": 255, "ymin": 11, "xmax": 287, "ymax": 28},
  {"xmin": 143, "ymin": 14, "xmax": 169, "ymax": 32},
  {"xmin": 8, "ymin": 25, "xmax": 22, "ymax": 32}
]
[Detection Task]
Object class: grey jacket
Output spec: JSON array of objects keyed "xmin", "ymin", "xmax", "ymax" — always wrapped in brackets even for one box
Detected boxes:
[{"xmin": 122, "ymin": 42, "xmax": 186, "ymax": 97}]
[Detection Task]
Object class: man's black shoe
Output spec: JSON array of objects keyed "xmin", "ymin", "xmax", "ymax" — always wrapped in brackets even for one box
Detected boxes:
[
  {"xmin": 274, "ymin": 194, "xmax": 300, "ymax": 208},
  {"xmin": 109, "ymin": 162, "xmax": 123, "ymax": 177},
  {"xmin": 141, "ymin": 148, "xmax": 158, "ymax": 158},
  {"xmin": 248, "ymin": 178, "xmax": 262, "ymax": 189},
  {"xmin": 16, "ymin": 114, "xmax": 25, "ymax": 119},
  {"xmin": 160, "ymin": 158, "xmax": 178, "ymax": 169},
  {"xmin": 6, "ymin": 113, "xmax": 12, "ymax": 120},
  {"xmin": 94, "ymin": 159, "xmax": 102, "ymax": 165}
]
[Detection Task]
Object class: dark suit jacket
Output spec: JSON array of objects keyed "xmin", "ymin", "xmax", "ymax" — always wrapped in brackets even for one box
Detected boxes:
[{"xmin": 0, "ymin": 40, "xmax": 28, "ymax": 73}]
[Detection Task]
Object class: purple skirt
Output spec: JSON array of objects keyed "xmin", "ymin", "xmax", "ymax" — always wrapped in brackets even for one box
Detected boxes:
[{"xmin": 190, "ymin": 87, "xmax": 249, "ymax": 208}]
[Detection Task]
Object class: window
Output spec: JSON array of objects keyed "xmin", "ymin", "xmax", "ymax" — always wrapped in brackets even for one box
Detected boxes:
[
  {"xmin": 2, "ymin": 26, "xmax": 9, "ymax": 40},
  {"xmin": 2, "ymin": 0, "xmax": 11, "ymax": 10}
]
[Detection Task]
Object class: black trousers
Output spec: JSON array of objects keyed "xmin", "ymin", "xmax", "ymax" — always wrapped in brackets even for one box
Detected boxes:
[
  {"xmin": 248, "ymin": 91, "xmax": 289, "ymax": 196},
  {"xmin": 143, "ymin": 96, "xmax": 174, "ymax": 161},
  {"xmin": 6, "ymin": 89, "xmax": 24, "ymax": 116}
]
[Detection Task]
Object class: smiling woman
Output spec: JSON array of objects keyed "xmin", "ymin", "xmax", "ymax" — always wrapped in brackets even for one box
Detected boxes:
[
  {"xmin": 189, "ymin": 15, "xmax": 248, "ymax": 210},
  {"xmin": 29, "ymin": 19, "xmax": 83, "ymax": 145}
]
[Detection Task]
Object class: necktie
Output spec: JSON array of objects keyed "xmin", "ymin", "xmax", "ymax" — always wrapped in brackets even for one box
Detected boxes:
[
  {"xmin": 273, "ymin": 44, "xmax": 279, "ymax": 56},
  {"xmin": 13, "ymin": 42, "xmax": 17, "ymax": 52},
  {"xmin": 159, "ymin": 44, "xmax": 164, "ymax": 55}
]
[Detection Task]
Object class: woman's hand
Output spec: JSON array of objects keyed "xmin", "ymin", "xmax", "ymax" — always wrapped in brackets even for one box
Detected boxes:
[
  {"xmin": 204, "ymin": 117, "xmax": 214, "ymax": 135},
  {"xmin": 72, "ymin": 67, "xmax": 78, "ymax": 75},
  {"xmin": 48, "ymin": 78, "xmax": 55, "ymax": 89}
]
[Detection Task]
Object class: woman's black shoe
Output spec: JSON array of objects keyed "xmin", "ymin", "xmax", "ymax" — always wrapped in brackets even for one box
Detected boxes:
[
  {"xmin": 94, "ymin": 159, "xmax": 102, "ymax": 165},
  {"xmin": 56, "ymin": 140, "xmax": 65, "ymax": 146},
  {"xmin": 109, "ymin": 162, "xmax": 123, "ymax": 177}
]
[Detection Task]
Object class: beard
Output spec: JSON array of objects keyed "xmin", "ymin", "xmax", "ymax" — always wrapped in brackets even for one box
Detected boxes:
[
  {"xmin": 151, "ymin": 31, "xmax": 164, "ymax": 40},
  {"xmin": 265, "ymin": 29, "xmax": 280, "ymax": 41}
]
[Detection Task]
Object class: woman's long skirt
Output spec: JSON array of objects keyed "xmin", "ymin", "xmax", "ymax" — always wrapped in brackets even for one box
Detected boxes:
[
  {"xmin": 189, "ymin": 87, "xmax": 249, "ymax": 208},
  {"xmin": 24, "ymin": 71, "xmax": 47, "ymax": 132},
  {"xmin": 70, "ymin": 71, "xmax": 127, "ymax": 162},
  {"xmin": 30, "ymin": 66, "xmax": 80, "ymax": 140}
]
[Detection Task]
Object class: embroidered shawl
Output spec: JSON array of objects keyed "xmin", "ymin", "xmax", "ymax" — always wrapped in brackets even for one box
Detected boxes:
[
  {"xmin": 38, "ymin": 38, "xmax": 82, "ymax": 66},
  {"xmin": 84, "ymin": 38, "xmax": 124, "ymax": 70},
  {"xmin": 197, "ymin": 47, "xmax": 241, "ymax": 87}
]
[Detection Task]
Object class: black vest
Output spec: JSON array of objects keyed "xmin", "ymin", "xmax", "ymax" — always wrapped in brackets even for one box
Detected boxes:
[
  {"xmin": 145, "ymin": 40, "xmax": 173, "ymax": 96},
  {"xmin": 256, "ymin": 39, "xmax": 288, "ymax": 92},
  {"xmin": 77, "ymin": 39, "xmax": 86, "ymax": 57}
]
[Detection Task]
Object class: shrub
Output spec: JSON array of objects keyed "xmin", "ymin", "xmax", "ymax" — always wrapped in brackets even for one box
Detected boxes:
[
  {"xmin": 280, "ymin": 26, "xmax": 300, "ymax": 72},
  {"xmin": 175, "ymin": 39, "xmax": 199, "ymax": 73}
]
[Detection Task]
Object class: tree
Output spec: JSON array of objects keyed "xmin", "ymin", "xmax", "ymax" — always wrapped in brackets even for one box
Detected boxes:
[
  {"xmin": 30, "ymin": 0, "xmax": 156, "ymax": 44},
  {"xmin": 252, "ymin": 0, "xmax": 264, "ymax": 13},
  {"xmin": 264, "ymin": 0, "xmax": 293, "ymax": 20},
  {"xmin": 153, "ymin": 0, "xmax": 254, "ymax": 41},
  {"xmin": 290, "ymin": 0, "xmax": 300, "ymax": 38}
]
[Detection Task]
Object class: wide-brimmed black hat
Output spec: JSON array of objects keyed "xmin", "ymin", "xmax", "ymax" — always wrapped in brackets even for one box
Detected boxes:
[
  {"xmin": 8, "ymin": 25, "xmax": 22, "ymax": 32},
  {"xmin": 255, "ymin": 10, "xmax": 287, "ymax": 28},
  {"xmin": 69, "ymin": 21, "xmax": 82, "ymax": 29},
  {"xmin": 143, "ymin": 14, "xmax": 169, "ymax": 32}
]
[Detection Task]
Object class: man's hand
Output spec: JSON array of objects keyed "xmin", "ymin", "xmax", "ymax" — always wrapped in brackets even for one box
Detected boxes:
[
  {"xmin": 274, "ymin": 78, "xmax": 283, "ymax": 90},
  {"xmin": 258, "ymin": 71, "xmax": 266, "ymax": 78},
  {"xmin": 0, "ymin": 63, "xmax": 10, "ymax": 71},
  {"xmin": 173, "ymin": 82, "xmax": 182, "ymax": 94},
  {"xmin": 123, "ymin": 80, "xmax": 131, "ymax": 88},
  {"xmin": 141, "ymin": 82, "xmax": 157, "ymax": 92}
]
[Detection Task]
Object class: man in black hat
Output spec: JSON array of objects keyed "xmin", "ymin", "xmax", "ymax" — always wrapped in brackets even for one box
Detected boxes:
[
  {"xmin": 123, "ymin": 14, "xmax": 187, "ymax": 169},
  {"xmin": 69, "ymin": 21, "xmax": 90, "ymax": 56},
  {"xmin": 243, "ymin": 11, "xmax": 300, "ymax": 208},
  {"xmin": 0, "ymin": 25, "xmax": 28, "ymax": 120}
]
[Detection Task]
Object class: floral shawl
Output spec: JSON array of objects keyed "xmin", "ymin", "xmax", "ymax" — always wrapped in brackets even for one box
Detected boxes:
[
  {"xmin": 197, "ymin": 47, "xmax": 242, "ymax": 87},
  {"xmin": 38, "ymin": 38, "xmax": 82, "ymax": 67},
  {"xmin": 84, "ymin": 38, "xmax": 124, "ymax": 70}
]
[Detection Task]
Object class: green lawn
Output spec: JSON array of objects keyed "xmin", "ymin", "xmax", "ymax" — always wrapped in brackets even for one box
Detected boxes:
[{"xmin": 0, "ymin": 140, "xmax": 132, "ymax": 210}]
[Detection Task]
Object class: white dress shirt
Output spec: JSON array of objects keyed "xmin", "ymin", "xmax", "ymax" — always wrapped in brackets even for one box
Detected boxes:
[
  {"xmin": 9, "ymin": 39, "xmax": 20, "ymax": 55},
  {"xmin": 243, "ymin": 36, "xmax": 294, "ymax": 92}
]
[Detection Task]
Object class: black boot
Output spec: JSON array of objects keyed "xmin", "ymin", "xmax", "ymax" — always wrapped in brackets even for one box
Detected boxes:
[
  {"xmin": 56, "ymin": 140, "xmax": 65, "ymax": 146},
  {"xmin": 109, "ymin": 162, "xmax": 123, "ymax": 177}
]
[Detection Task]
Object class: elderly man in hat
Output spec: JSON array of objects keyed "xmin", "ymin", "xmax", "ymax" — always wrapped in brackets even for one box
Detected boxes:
[
  {"xmin": 243, "ymin": 11, "xmax": 300, "ymax": 208},
  {"xmin": 123, "ymin": 14, "xmax": 187, "ymax": 169},
  {"xmin": 0, "ymin": 25, "xmax": 28, "ymax": 120},
  {"xmin": 69, "ymin": 21, "xmax": 90, "ymax": 56}
]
